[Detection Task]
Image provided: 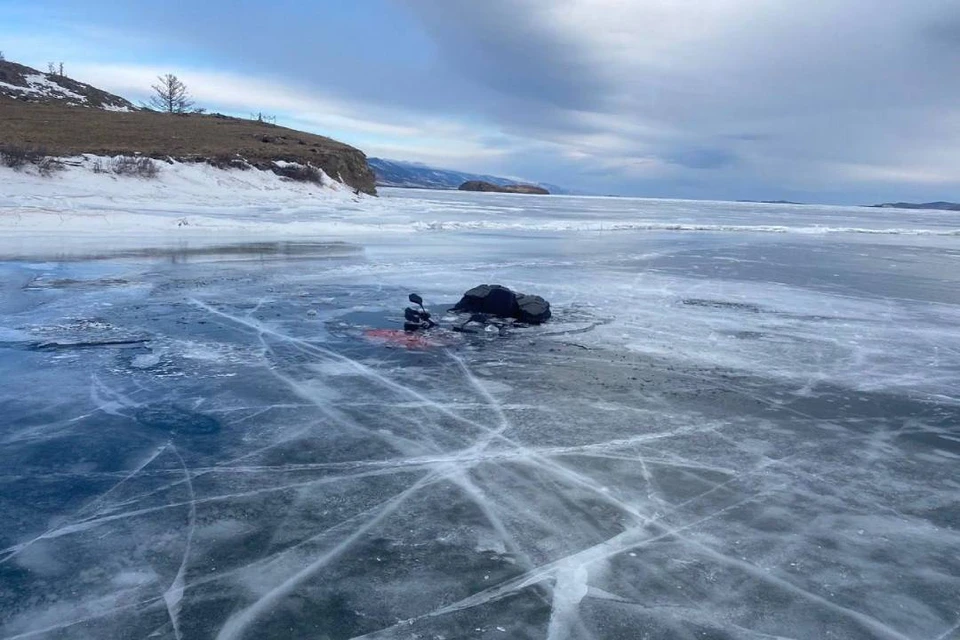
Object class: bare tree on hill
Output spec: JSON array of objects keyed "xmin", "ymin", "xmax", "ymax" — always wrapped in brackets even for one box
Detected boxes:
[{"xmin": 148, "ymin": 74, "xmax": 195, "ymax": 113}]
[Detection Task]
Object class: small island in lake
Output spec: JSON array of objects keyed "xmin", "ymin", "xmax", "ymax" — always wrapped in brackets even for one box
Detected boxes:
[{"xmin": 458, "ymin": 180, "xmax": 549, "ymax": 195}]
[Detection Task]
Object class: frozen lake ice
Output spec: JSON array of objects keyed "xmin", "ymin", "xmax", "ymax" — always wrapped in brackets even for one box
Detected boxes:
[{"xmin": 1, "ymin": 188, "xmax": 959, "ymax": 639}]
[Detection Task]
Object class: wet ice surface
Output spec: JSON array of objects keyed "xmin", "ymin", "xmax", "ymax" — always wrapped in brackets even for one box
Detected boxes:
[{"xmin": 2, "ymin": 193, "xmax": 960, "ymax": 639}]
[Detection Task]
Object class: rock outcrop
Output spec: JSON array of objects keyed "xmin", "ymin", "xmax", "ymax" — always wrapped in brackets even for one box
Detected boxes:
[{"xmin": 452, "ymin": 284, "xmax": 552, "ymax": 324}]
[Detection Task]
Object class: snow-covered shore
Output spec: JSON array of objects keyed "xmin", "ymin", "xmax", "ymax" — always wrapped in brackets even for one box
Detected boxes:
[
  {"xmin": 5, "ymin": 158, "xmax": 960, "ymax": 261},
  {"xmin": 0, "ymin": 156, "xmax": 395, "ymax": 254}
]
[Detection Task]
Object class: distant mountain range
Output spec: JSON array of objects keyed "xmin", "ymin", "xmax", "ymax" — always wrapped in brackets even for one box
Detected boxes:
[
  {"xmin": 868, "ymin": 201, "xmax": 960, "ymax": 212},
  {"xmin": 368, "ymin": 157, "xmax": 578, "ymax": 195},
  {"xmin": 736, "ymin": 199, "xmax": 804, "ymax": 205}
]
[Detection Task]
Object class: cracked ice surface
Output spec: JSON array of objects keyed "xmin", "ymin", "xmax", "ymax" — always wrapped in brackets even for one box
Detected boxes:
[{"xmin": 1, "ymin": 190, "xmax": 959, "ymax": 639}]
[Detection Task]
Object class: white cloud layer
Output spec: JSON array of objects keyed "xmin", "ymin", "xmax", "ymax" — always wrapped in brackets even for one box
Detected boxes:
[{"xmin": 65, "ymin": 62, "xmax": 521, "ymax": 171}]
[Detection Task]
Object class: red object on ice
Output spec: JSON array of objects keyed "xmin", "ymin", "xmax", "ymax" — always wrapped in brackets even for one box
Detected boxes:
[{"xmin": 363, "ymin": 328, "xmax": 446, "ymax": 349}]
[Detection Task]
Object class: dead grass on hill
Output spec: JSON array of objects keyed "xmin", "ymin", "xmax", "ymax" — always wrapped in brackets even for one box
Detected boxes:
[
  {"xmin": 0, "ymin": 98, "xmax": 377, "ymax": 193},
  {"xmin": 0, "ymin": 144, "xmax": 42, "ymax": 169},
  {"xmin": 109, "ymin": 155, "xmax": 160, "ymax": 178},
  {"xmin": 0, "ymin": 144, "xmax": 65, "ymax": 176}
]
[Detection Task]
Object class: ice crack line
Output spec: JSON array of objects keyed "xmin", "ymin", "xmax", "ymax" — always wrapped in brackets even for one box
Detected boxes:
[
  {"xmin": 190, "ymin": 298, "xmax": 914, "ymax": 640},
  {"xmin": 0, "ymin": 443, "xmax": 169, "ymax": 565},
  {"xmin": 213, "ymin": 470, "xmax": 444, "ymax": 640},
  {"xmin": 163, "ymin": 444, "xmax": 195, "ymax": 640}
]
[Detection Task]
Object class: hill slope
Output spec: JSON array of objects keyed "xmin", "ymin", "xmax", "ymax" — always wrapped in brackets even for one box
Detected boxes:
[
  {"xmin": 0, "ymin": 60, "xmax": 376, "ymax": 194},
  {"xmin": 369, "ymin": 157, "xmax": 573, "ymax": 194},
  {"xmin": 0, "ymin": 60, "xmax": 135, "ymax": 111}
]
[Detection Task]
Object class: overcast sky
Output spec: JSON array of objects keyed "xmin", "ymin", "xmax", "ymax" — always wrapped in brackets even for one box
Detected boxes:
[{"xmin": 2, "ymin": 0, "xmax": 958, "ymax": 202}]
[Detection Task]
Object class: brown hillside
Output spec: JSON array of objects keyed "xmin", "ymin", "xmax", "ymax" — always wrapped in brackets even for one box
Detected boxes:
[{"xmin": 0, "ymin": 98, "xmax": 377, "ymax": 194}]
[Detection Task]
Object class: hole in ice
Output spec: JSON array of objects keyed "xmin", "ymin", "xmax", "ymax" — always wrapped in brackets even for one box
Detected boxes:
[
  {"xmin": 23, "ymin": 277, "xmax": 131, "ymax": 291},
  {"xmin": 134, "ymin": 404, "xmax": 221, "ymax": 435},
  {"xmin": 728, "ymin": 330, "xmax": 765, "ymax": 340},
  {"xmin": 681, "ymin": 298, "xmax": 763, "ymax": 313},
  {"xmin": 333, "ymin": 309, "xmax": 398, "ymax": 330},
  {"xmin": 130, "ymin": 351, "xmax": 162, "ymax": 369}
]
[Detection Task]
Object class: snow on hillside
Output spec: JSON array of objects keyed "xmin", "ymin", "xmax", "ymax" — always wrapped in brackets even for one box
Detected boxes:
[
  {"xmin": 0, "ymin": 73, "xmax": 86, "ymax": 102},
  {"xmin": 0, "ymin": 60, "xmax": 136, "ymax": 111}
]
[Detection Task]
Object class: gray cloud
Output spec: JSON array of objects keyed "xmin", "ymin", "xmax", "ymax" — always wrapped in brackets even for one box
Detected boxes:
[
  {"xmin": 925, "ymin": 6, "xmax": 960, "ymax": 47},
  {"xmin": 666, "ymin": 148, "xmax": 739, "ymax": 171},
  {"xmin": 399, "ymin": 0, "xmax": 609, "ymax": 111},
  {"xmin": 397, "ymin": 0, "xmax": 960, "ymax": 201}
]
